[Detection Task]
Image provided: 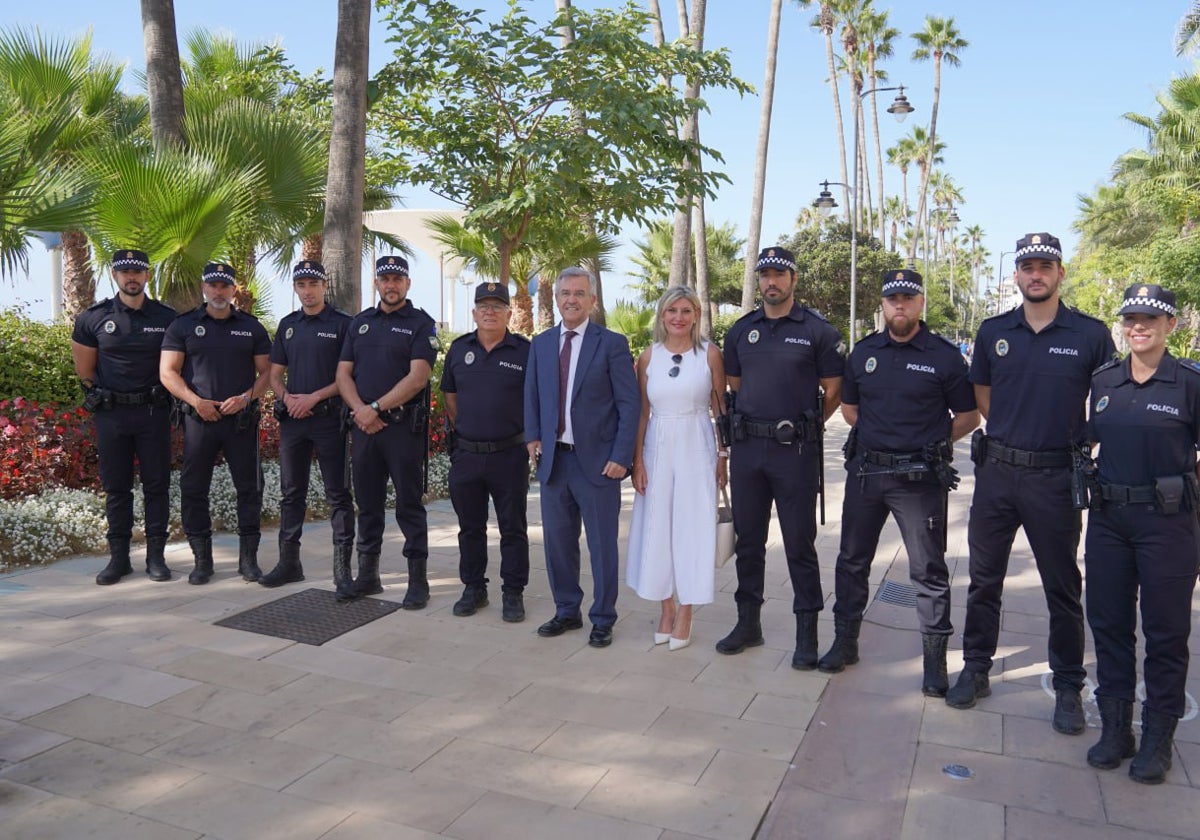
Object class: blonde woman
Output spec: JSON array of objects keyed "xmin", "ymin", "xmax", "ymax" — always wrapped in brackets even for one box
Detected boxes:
[{"xmin": 626, "ymin": 286, "xmax": 727, "ymax": 649}]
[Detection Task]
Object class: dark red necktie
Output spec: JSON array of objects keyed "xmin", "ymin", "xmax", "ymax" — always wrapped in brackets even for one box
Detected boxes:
[{"xmin": 557, "ymin": 329, "xmax": 576, "ymax": 437}]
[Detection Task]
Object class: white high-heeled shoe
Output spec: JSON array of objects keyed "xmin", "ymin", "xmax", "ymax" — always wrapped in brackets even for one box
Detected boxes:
[
  {"xmin": 654, "ymin": 632, "xmax": 671, "ymax": 645},
  {"xmin": 668, "ymin": 636, "xmax": 690, "ymax": 651}
]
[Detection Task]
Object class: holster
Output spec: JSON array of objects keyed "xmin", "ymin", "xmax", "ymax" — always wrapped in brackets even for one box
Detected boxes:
[
  {"xmin": 235, "ymin": 401, "xmax": 261, "ymax": 433},
  {"xmin": 843, "ymin": 425, "xmax": 859, "ymax": 464},
  {"xmin": 1155, "ymin": 475, "xmax": 1186, "ymax": 515},
  {"xmin": 730, "ymin": 412, "xmax": 746, "ymax": 442},
  {"xmin": 82, "ymin": 386, "xmax": 114, "ymax": 413},
  {"xmin": 970, "ymin": 428, "xmax": 986, "ymax": 464}
]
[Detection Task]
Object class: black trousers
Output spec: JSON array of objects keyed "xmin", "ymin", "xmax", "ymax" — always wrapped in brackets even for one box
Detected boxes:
[
  {"xmin": 278, "ymin": 413, "xmax": 354, "ymax": 547},
  {"xmin": 834, "ymin": 461, "xmax": 952, "ymax": 634},
  {"xmin": 93, "ymin": 404, "xmax": 172, "ymax": 542},
  {"xmin": 729, "ymin": 436, "xmax": 822, "ymax": 612},
  {"xmin": 351, "ymin": 422, "xmax": 426, "ymax": 558},
  {"xmin": 448, "ymin": 445, "xmax": 530, "ymax": 592},
  {"xmin": 1086, "ymin": 502, "xmax": 1200, "ymax": 718},
  {"xmin": 963, "ymin": 459, "xmax": 1085, "ymax": 690},
  {"xmin": 180, "ymin": 414, "xmax": 262, "ymax": 538}
]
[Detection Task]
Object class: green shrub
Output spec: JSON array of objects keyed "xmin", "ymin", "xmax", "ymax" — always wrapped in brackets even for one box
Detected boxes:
[{"xmin": 0, "ymin": 308, "xmax": 79, "ymax": 404}]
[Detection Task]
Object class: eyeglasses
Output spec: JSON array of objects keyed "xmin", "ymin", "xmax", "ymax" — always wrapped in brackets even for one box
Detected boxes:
[
  {"xmin": 476, "ymin": 303, "xmax": 508, "ymax": 313},
  {"xmin": 668, "ymin": 353, "xmax": 683, "ymax": 378}
]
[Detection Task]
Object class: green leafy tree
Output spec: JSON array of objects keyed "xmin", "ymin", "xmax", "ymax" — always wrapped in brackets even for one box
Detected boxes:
[{"xmin": 630, "ymin": 218, "xmax": 745, "ymax": 308}]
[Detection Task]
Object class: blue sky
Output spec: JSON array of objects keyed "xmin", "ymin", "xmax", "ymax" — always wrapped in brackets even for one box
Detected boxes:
[{"xmin": 5, "ymin": 1, "xmax": 1194, "ymax": 328}]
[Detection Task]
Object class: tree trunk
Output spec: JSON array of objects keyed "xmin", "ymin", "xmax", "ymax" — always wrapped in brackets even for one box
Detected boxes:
[
  {"xmin": 322, "ymin": 0, "xmax": 370, "ymax": 314},
  {"xmin": 908, "ymin": 56, "xmax": 941, "ymax": 263},
  {"xmin": 301, "ymin": 233, "xmax": 323, "ymax": 262},
  {"xmin": 867, "ymin": 51, "xmax": 887, "ymax": 245},
  {"xmin": 742, "ymin": 0, "xmax": 783, "ymax": 312},
  {"xmin": 499, "ymin": 239, "xmax": 533, "ymax": 335},
  {"xmin": 669, "ymin": 0, "xmax": 696, "ymax": 287},
  {"xmin": 140, "ymin": 0, "xmax": 186, "ymax": 151},
  {"xmin": 537, "ymin": 273, "xmax": 555, "ymax": 330},
  {"xmin": 60, "ymin": 229, "xmax": 95, "ymax": 318},
  {"xmin": 684, "ymin": 0, "xmax": 709, "ymax": 329},
  {"xmin": 820, "ymin": 6, "xmax": 850, "ymax": 221}
]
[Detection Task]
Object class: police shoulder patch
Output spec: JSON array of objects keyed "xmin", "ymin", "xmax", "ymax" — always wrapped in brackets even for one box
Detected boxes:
[
  {"xmin": 428, "ymin": 335, "xmax": 440, "ymax": 350},
  {"xmin": 1179, "ymin": 358, "xmax": 1200, "ymax": 376}
]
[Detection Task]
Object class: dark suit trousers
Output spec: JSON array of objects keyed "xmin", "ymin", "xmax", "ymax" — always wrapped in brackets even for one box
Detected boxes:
[{"xmin": 540, "ymin": 448, "xmax": 620, "ymax": 628}]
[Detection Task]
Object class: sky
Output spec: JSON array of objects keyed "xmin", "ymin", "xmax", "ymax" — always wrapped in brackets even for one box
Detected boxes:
[{"xmin": 5, "ymin": 0, "xmax": 1195, "ymax": 330}]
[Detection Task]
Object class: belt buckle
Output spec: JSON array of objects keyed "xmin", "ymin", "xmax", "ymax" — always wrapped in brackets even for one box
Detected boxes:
[{"xmin": 774, "ymin": 419, "xmax": 796, "ymax": 445}]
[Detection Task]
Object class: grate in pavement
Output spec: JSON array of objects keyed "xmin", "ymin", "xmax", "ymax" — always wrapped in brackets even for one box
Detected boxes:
[
  {"xmin": 214, "ymin": 588, "xmax": 401, "ymax": 646},
  {"xmin": 875, "ymin": 579, "xmax": 918, "ymax": 607}
]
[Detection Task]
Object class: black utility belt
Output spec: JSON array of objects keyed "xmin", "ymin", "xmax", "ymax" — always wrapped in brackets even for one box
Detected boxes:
[
  {"xmin": 743, "ymin": 418, "xmax": 816, "ymax": 445},
  {"xmin": 456, "ymin": 432, "xmax": 525, "ymax": 454},
  {"xmin": 86, "ymin": 385, "xmax": 170, "ymax": 411},
  {"xmin": 273, "ymin": 396, "xmax": 342, "ymax": 421},
  {"xmin": 179, "ymin": 398, "xmax": 260, "ymax": 420},
  {"xmin": 862, "ymin": 450, "xmax": 926, "ymax": 467},
  {"xmin": 113, "ymin": 388, "xmax": 163, "ymax": 406},
  {"xmin": 1098, "ymin": 474, "xmax": 1197, "ymax": 514},
  {"xmin": 981, "ymin": 437, "xmax": 1071, "ymax": 468}
]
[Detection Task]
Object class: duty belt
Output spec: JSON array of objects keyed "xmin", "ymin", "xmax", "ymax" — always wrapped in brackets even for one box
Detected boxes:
[
  {"xmin": 180, "ymin": 398, "xmax": 260, "ymax": 421},
  {"xmin": 863, "ymin": 450, "xmax": 926, "ymax": 467},
  {"xmin": 112, "ymin": 389, "xmax": 156, "ymax": 406},
  {"xmin": 456, "ymin": 432, "xmax": 525, "ymax": 454},
  {"xmin": 1098, "ymin": 483, "xmax": 1157, "ymax": 504},
  {"xmin": 983, "ymin": 438, "xmax": 1071, "ymax": 468},
  {"xmin": 744, "ymin": 417, "xmax": 816, "ymax": 444}
]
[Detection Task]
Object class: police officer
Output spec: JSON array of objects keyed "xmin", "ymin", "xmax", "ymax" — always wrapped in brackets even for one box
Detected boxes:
[
  {"xmin": 717, "ymin": 246, "xmax": 844, "ymax": 668},
  {"xmin": 440, "ymin": 282, "xmax": 531, "ymax": 622},
  {"xmin": 71, "ymin": 249, "xmax": 177, "ymax": 585},
  {"xmin": 1084, "ymin": 284, "xmax": 1200, "ymax": 784},
  {"xmin": 260, "ymin": 260, "xmax": 354, "ymax": 594},
  {"xmin": 819, "ymin": 270, "xmax": 980, "ymax": 696},
  {"xmin": 160, "ymin": 262, "xmax": 272, "ymax": 584},
  {"xmin": 947, "ymin": 233, "xmax": 1116, "ymax": 735},
  {"xmin": 337, "ymin": 255, "xmax": 437, "ymax": 606}
]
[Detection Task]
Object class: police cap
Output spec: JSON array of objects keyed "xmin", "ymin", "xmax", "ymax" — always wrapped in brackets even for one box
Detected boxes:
[
  {"xmin": 755, "ymin": 246, "xmax": 797, "ymax": 273},
  {"xmin": 1119, "ymin": 283, "xmax": 1177, "ymax": 317},
  {"xmin": 112, "ymin": 249, "xmax": 150, "ymax": 271},
  {"xmin": 881, "ymin": 268, "xmax": 923, "ymax": 297},
  {"xmin": 1014, "ymin": 232, "xmax": 1063, "ymax": 264},
  {"xmin": 375, "ymin": 255, "xmax": 410, "ymax": 276},
  {"xmin": 201, "ymin": 262, "xmax": 236, "ymax": 285},
  {"xmin": 475, "ymin": 281, "xmax": 510, "ymax": 305},
  {"xmin": 293, "ymin": 260, "xmax": 327, "ymax": 281}
]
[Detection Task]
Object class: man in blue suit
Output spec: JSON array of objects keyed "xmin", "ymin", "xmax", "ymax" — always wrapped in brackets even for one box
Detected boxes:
[{"xmin": 525, "ymin": 267, "xmax": 640, "ymax": 647}]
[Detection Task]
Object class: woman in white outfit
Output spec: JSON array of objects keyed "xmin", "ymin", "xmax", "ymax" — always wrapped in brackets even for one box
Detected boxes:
[{"xmin": 626, "ymin": 286, "xmax": 728, "ymax": 650}]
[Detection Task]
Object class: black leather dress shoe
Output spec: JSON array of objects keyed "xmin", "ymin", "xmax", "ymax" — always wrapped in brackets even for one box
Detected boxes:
[
  {"xmin": 537, "ymin": 615, "xmax": 583, "ymax": 637},
  {"xmin": 588, "ymin": 626, "xmax": 613, "ymax": 648}
]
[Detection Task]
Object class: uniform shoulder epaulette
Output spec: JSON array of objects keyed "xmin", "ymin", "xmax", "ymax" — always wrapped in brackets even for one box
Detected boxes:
[
  {"xmin": 279, "ymin": 310, "xmax": 300, "ymax": 325},
  {"xmin": 1093, "ymin": 358, "xmax": 1121, "ymax": 376},
  {"xmin": 1179, "ymin": 358, "xmax": 1200, "ymax": 375},
  {"xmin": 332, "ymin": 307, "xmax": 353, "ymax": 318},
  {"xmin": 509, "ymin": 332, "xmax": 531, "ymax": 346},
  {"xmin": 85, "ymin": 299, "xmax": 111, "ymax": 312},
  {"xmin": 448, "ymin": 332, "xmax": 473, "ymax": 347},
  {"xmin": 803, "ymin": 306, "xmax": 830, "ymax": 323},
  {"xmin": 1069, "ymin": 307, "xmax": 1106, "ymax": 326},
  {"xmin": 928, "ymin": 331, "xmax": 960, "ymax": 351}
]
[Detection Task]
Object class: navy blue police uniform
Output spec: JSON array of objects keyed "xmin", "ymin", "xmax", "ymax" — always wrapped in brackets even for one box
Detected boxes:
[
  {"xmin": 827, "ymin": 269, "xmax": 976, "ymax": 694},
  {"xmin": 162, "ymin": 264, "xmax": 271, "ymax": 583},
  {"xmin": 262, "ymin": 260, "xmax": 355, "ymax": 588},
  {"xmin": 71, "ymin": 249, "xmax": 176, "ymax": 582},
  {"xmin": 340, "ymin": 258, "xmax": 438, "ymax": 601},
  {"xmin": 720, "ymin": 247, "xmax": 844, "ymax": 664},
  {"xmin": 439, "ymin": 282, "xmax": 531, "ymax": 621},
  {"xmin": 953, "ymin": 233, "xmax": 1117, "ymax": 720},
  {"xmin": 1083, "ymin": 284, "xmax": 1200, "ymax": 782}
]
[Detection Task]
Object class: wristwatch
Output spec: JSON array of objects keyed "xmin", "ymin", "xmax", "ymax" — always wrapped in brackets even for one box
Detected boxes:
[{"xmin": 370, "ymin": 400, "xmax": 380, "ymax": 412}]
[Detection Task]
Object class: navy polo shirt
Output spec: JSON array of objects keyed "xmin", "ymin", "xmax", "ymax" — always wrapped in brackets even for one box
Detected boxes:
[
  {"xmin": 1089, "ymin": 353, "xmax": 1200, "ymax": 486},
  {"xmin": 162, "ymin": 306, "xmax": 271, "ymax": 400},
  {"xmin": 723, "ymin": 303, "xmax": 844, "ymax": 419},
  {"xmin": 270, "ymin": 305, "xmax": 352, "ymax": 394},
  {"xmin": 440, "ymin": 330, "xmax": 530, "ymax": 441},
  {"xmin": 339, "ymin": 302, "xmax": 438, "ymax": 403},
  {"xmin": 71, "ymin": 296, "xmax": 177, "ymax": 391},
  {"xmin": 970, "ymin": 303, "xmax": 1115, "ymax": 450},
  {"xmin": 843, "ymin": 323, "xmax": 976, "ymax": 452}
]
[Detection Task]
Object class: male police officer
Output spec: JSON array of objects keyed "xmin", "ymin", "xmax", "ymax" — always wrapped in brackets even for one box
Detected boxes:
[
  {"xmin": 947, "ymin": 233, "xmax": 1116, "ymax": 735},
  {"xmin": 160, "ymin": 262, "xmax": 272, "ymax": 584},
  {"xmin": 440, "ymin": 282, "xmax": 531, "ymax": 622},
  {"xmin": 337, "ymin": 255, "xmax": 437, "ymax": 606},
  {"xmin": 71, "ymin": 249, "xmax": 176, "ymax": 584},
  {"xmin": 820, "ymin": 270, "xmax": 979, "ymax": 695},
  {"xmin": 260, "ymin": 260, "xmax": 354, "ymax": 593},
  {"xmin": 717, "ymin": 247, "xmax": 844, "ymax": 668}
]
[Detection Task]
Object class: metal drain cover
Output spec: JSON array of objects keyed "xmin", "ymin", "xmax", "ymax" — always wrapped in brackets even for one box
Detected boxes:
[
  {"xmin": 215, "ymin": 587, "xmax": 401, "ymax": 646},
  {"xmin": 875, "ymin": 579, "xmax": 918, "ymax": 607}
]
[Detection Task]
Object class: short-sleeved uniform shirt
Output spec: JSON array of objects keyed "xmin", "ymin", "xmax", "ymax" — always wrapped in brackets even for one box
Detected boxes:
[
  {"xmin": 71, "ymin": 296, "xmax": 177, "ymax": 391},
  {"xmin": 970, "ymin": 303, "xmax": 1115, "ymax": 449},
  {"xmin": 723, "ymin": 302, "xmax": 844, "ymax": 420},
  {"xmin": 339, "ymin": 302, "xmax": 438, "ymax": 404},
  {"xmin": 440, "ymin": 330, "xmax": 530, "ymax": 442},
  {"xmin": 1089, "ymin": 353, "xmax": 1200, "ymax": 486},
  {"xmin": 270, "ymin": 305, "xmax": 352, "ymax": 394},
  {"xmin": 843, "ymin": 323, "xmax": 976, "ymax": 452},
  {"xmin": 161, "ymin": 306, "xmax": 271, "ymax": 400}
]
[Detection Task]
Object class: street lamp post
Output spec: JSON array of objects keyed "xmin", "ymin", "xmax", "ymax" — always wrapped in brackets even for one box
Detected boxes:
[
  {"xmin": 850, "ymin": 86, "xmax": 913, "ymax": 348},
  {"xmin": 992, "ymin": 250, "xmax": 1016, "ymax": 315},
  {"xmin": 947, "ymin": 208, "xmax": 960, "ymax": 306}
]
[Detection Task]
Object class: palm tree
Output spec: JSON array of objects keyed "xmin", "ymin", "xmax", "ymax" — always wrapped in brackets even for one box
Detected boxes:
[
  {"xmin": 886, "ymin": 136, "xmax": 915, "ymax": 239},
  {"xmin": 908, "ymin": 15, "xmax": 967, "ymax": 263},
  {"xmin": 901, "ymin": 125, "xmax": 944, "ymax": 259},
  {"xmin": 807, "ymin": 1, "xmax": 850, "ymax": 220},
  {"xmin": 1178, "ymin": 1, "xmax": 1200, "ymax": 55},
  {"xmin": 140, "ymin": 0, "xmax": 186, "ymax": 150},
  {"xmin": 882, "ymin": 195, "xmax": 907, "ymax": 251},
  {"xmin": 859, "ymin": 3, "xmax": 899, "ymax": 244}
]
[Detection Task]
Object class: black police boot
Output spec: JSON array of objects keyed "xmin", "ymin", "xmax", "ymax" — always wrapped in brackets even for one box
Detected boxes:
[
  {"xmin": 452, "ymin": 583, "xmax": 488, "ymax": 617},
  {"xmin": 259, "ymin": 542, "xmax": 304, "ymax": 588},
  {"xmin": 921, "ymin": 634, "xmax": 950, "ymax": 697},
  {"xmin": 715, "ymin": 602, "xmax": 764, "ymax": 655},
  {"xmin": 817, "ymin": 617, "xmax": 861, "ymax": 673},
  {"xmin": 945, "ymin": 669, "xmax": 990, "ymax": 709},
  {"xmin": 96, "ymin": 538, "xmax": 134, "ymax": 585},
  {"xmin": 791, "ymin": 610, "xmax": 820, "ymax": 670},
  {"xmin": 1087, "ymin": 696, "xmax": 1136, "ymax": 770},
  {"xmin": 333, "ymin": 545, "xmax": 357, "ymax": 602},
  {"xmin": 1129, "ymin": 707, "xmax": 1178, "ymax": 784},
  {"xmin": 353, "ymin": 553, "xmax": 383, "ymax": 597},
  {"xmin": 1053, "ymin": 687, "xmax": 1086, "ymax": 735},
  {"xmin": 401, "ymin": 557, "xmax": 430, "ymax": 610},
  {"xmin": 145, "ymin": 536, "xmax": 172, "ymax": 582},
  {"xmin": 237, "ymin": 535, "xmax": 262, "ymax": 583},
  {"xmin": 501, "ymin": 590, "xmax": 525, "ymax": 623},
  {"xmin": 187, "ymin": 536, "xmax": 214, "ymax": 585}
]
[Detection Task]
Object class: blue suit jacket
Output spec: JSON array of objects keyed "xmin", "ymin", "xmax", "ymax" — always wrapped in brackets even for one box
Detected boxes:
[{"xmin": 524, "ymin": 322, "xmax": 639, "ymax": 486}]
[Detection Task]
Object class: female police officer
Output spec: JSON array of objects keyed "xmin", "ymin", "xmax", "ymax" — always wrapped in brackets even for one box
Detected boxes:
[{"xmin": 1085, "ymin": 283, "xmax": 1200, "ymax": 784}]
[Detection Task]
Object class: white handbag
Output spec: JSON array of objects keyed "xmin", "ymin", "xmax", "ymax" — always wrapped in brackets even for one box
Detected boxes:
[{"xmin": 715, "ymin": 486, "xmax": 735, "ymax": 569}]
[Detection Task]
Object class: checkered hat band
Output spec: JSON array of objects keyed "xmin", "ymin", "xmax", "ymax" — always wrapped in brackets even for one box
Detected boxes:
[
  {"xmin": 757, "ymin": 257, "xmax": 797, "ymax": 272},
  {"xmin": 1015, "ymin": 244, "xmax": 1062, "ymax": 260},
  {"xmin": 294, "ymin": 266, "xmax": 325, "ymax": 280},
  {"xmin": 202, "ymin": 269, "xmax": 236, "ymax": 283},
  {"xmin": 112, "ymin": 257, "xmax": 150, "ymax": 270},
  {"xmin": 1122, "ymin": 296, "xmax": 1176, "ymax": 316},
  {"xmin": 882, "ymin": 280, "xmax": 922, "ymax": 295}
]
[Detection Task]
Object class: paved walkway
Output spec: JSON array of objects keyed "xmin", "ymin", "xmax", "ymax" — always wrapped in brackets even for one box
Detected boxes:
[{"xmin": 1, "ymin": 418, "xmax": 1198, "ymax": 839}]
